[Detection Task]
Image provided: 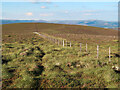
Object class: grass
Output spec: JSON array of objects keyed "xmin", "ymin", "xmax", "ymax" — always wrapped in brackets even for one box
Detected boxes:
[{"xmin": 2, "ymin": 23, "xmax": 120, "ymax": 88}]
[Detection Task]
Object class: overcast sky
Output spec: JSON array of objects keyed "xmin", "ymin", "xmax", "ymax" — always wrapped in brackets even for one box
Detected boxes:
[{"xmin": 2, "ymin": 1, "xmax": 118, "ymax": 21}]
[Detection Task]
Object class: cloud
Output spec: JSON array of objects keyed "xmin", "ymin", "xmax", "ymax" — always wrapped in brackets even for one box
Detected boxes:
[
  {"xmin": 64, "ymin": 11, "xmax": 69, "ymax": 14},
  {"xmin": 30, "ymin": 0, "xmax": 51, "ymax": 3},
  {"xmin": 41, "ymin": 6, "xmax": 46, "ymax": 9},
  {"xmin": 30, "ymin": 0, "xmax": 41, "ymax": 3},
  {"xmin": 43, "ymin": 0, "xmax": 51, "ymax": 3},
  {"xmin": 40, "ymin": 13, "xmax": 53, "ymax": 16},
  {"xmin": 54, "ymin": 4, "xmax": 59, "ymax": 7},
  {"xmin": 25, "ymin": 12, "xmax": 33, "ymax": 16},
  {"xmin": 39, "ymin": 0, "xmax": 51, "ymax": 3},
  {"xmin": 82, "ymin": 10, "xmax": 98, "ymax": 13},
  {"xmin": 83, "ymin": 13, "xmax": 99, "ymax": 16},
  {"xmin": 84, "ymin": 13, "xmax": 93, "ymax": 16}
]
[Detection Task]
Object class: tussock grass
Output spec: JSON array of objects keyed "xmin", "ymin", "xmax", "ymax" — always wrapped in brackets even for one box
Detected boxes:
[{"xmin": 2, "ymin": 23, "xmax": 120, "ymax": 88}]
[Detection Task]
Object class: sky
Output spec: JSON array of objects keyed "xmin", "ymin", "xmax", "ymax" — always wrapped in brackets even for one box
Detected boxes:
[{"xmin": 1, "ymin": 1, "xmax": 119, "ymax": 21}]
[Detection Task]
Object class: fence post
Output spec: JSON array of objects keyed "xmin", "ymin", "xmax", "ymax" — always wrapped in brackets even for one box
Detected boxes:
[
  {"xmin": 70, "ymin": 42, "xmax": 71, "ymax": 47},
  {"xmin": 97, "ymin": 45, "xmax": 99, "ymax": 59},
  {"xmin": 66, "ymin": 41, "xmax": 67, "ymax": 46},
  {"xmin": 109, "ymin": 47, "xmax": 111, "ymax": 61},
  {"xmin": 63, "ymin": 40, "xmax": 64, "ymax": 47},
  {"xmin": 54, "ymin": 39, "xmax": 55, "ymax": 43},
  {"xmin": 86, "ymin": 43, "xmax": 87, "ymax": 52},
  {"xmin": 80, "ymin": 43, "xmax": 82, "ymax": 52}
]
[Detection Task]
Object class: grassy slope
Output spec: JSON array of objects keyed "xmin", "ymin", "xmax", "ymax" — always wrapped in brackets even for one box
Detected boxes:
[
  {"xmin": 2, "ymin": 23, "xmax": 118, "ymax": 35},
  {"xmin": 2, "ymin": 23, "xmax": 118, "ymax": 44},
  {"xmin": 2, "ymin": 23, "xmax": 120, "ymax": 88}
]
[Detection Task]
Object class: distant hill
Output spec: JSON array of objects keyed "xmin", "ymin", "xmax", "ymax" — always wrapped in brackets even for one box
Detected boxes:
[
  {"xmin": 48, "ymin": 20, "xmax": 118, "ymax": 29},
  {"xmin": 1, "ymin": 20, "xmax": 46, "ymax": 24},
  {"xmin": 3, "ymin": 23, "xmax": 118, "ymax": 36},
  {"xmin": 1, "ymin": 19, "xmax": 118, "ymax": 29}
]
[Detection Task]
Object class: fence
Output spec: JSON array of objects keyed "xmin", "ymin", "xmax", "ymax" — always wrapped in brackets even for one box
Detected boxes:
[{"xmin": 34, "ymin": 32, "xmax": 113, "ymax": 61}]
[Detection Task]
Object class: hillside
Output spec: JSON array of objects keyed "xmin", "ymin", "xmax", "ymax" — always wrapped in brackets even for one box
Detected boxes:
[
  {"xmin": 48, "ymin": 20, "xmax": 118, "ymax": 29},
  {"xmin": 2, "ymin": 23, "xmax": 118, "ymax": 35},
  {"xmin": 1, "ymin": 20, "xmax": 118, "ymax": 29},
  {"xmin": 2, "ymin": 23, "xmax": 118, "ymax": 44},
  {"xmin": 2, "ymin": 23, "xmax": 119, "ymax": 88}
]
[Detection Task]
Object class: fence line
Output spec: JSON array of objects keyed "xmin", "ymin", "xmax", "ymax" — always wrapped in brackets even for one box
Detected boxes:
[{"xmin": 34, "ymin": 32, "xmax": 112, "ymax": 61}]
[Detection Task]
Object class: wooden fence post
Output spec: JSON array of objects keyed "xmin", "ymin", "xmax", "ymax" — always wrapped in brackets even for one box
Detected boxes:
[
  {"xmin": 63, "ymin": 40, "xmax": 64, "ymax": 47},
  {"xmin": 66, "ymin": 41, "xmax": 67, "ymax": 46},
  {"xmin": 109, "ymin": 47, "xmax": 111, "ymax": 61},
  {"xmin": 86, "ymin": 43, "xmax": 87, "ymax": 52},
  {"xmin": 97, "ymin": 45, "xmax": 99, "ymax": 59},
  {"xmin": 54, "ymin": 39, "xmax": 55, "ymax": 43},
  {"xmin": 80, "ymin": 43, "xmax": 82, "ymax": 52},
  {"xmin": 53, "ymin": 39, "xmax": 55, "ymax": 43},
  {"xmin": 70, "ymin": 42, "xmax": 71, "ymax": 47}
]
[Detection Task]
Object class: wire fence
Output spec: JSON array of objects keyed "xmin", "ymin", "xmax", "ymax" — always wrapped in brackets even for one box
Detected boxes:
[{"xmin": 33, "ymin": 32, "xmax": 117, "ymax": 63}]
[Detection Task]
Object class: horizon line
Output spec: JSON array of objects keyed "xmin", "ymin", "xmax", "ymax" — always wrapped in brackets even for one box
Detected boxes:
[{"xmin": 0, "ymin": 19, "xmax": 118, "ymax": 22}]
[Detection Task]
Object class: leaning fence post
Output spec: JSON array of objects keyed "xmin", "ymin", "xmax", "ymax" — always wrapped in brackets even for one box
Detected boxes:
[
  {"xmin": 86, "ymin": 43, "xmax": 87, "ymax": 52},
  {"xmin": 97, "ymin": 45, "xmax": 99, "ymax": 59},
  {"xmin": 109, "ymin": 47, "xmax": 111, "ymax": 61},
  {"xmin": 63, "ymin": 40, "xmax": 64, "ymax": 47}
]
